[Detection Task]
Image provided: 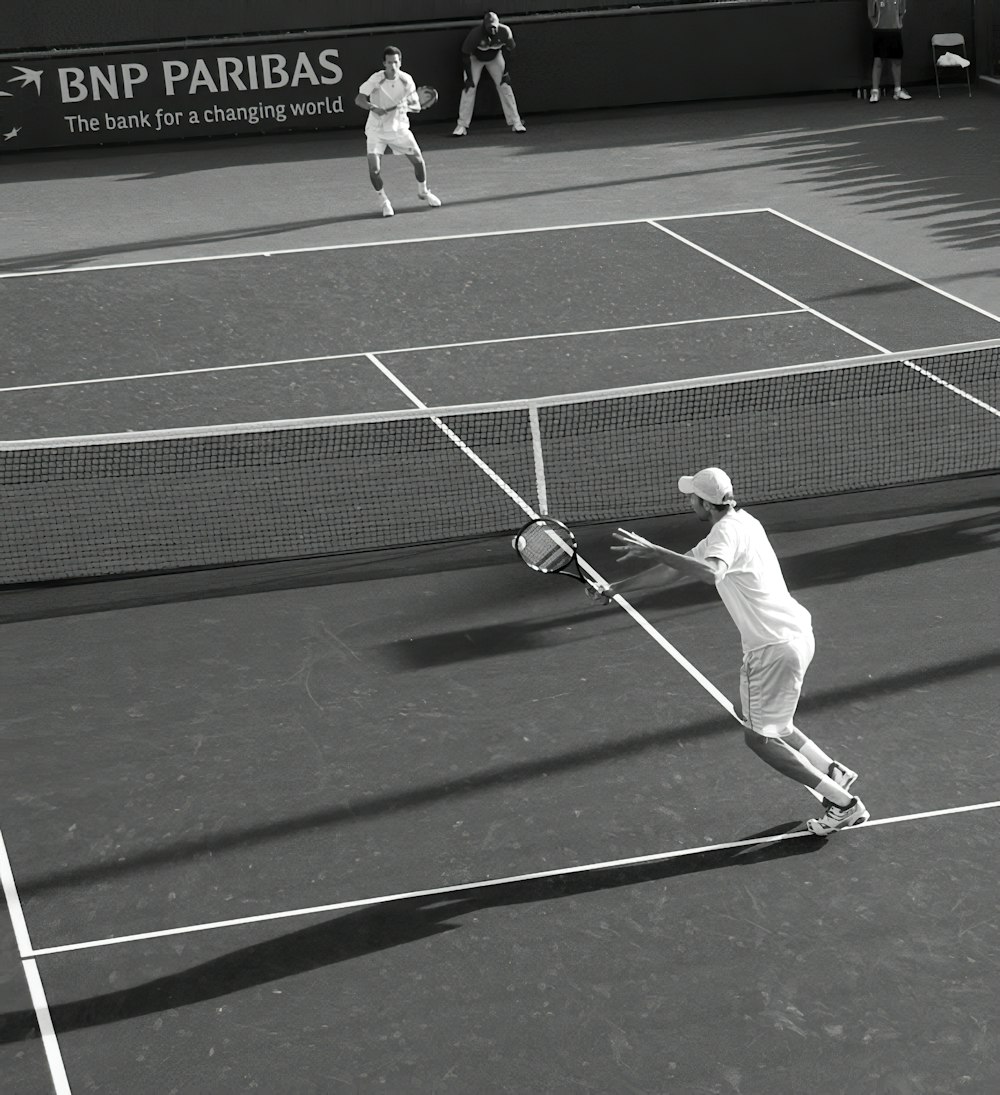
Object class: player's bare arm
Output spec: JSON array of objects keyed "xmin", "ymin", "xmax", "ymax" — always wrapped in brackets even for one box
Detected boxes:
[
  {"xmin": 356, "ymin": 92, "xmax": 387, "ymax": 115},
  {"xmin": 612, "ymin": 530, "xmax": 723, "ymax": 584}
]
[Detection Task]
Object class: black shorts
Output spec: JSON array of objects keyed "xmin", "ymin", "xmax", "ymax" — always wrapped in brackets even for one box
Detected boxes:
[{"xmin": 872, "ymin": 28, "xmax": 904, "ymax": 60}]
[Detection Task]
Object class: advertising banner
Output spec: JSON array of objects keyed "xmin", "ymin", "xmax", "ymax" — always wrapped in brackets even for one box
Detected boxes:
[{"xmin": 0, "ymin": 37, "xmax": 450, "ymax": 153}]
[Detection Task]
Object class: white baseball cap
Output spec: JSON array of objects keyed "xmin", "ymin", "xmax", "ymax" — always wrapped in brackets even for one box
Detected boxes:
[{"xmin": 677, "ymin": 467, "xmax": 735, "ymax": 505}]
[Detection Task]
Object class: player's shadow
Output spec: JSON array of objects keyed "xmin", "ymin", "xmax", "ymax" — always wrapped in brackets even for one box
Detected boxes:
[
  {"xmin": 0, "ymin": 822, "xmax": 822, "ymax": 1043},
  {"xmin": 383, "ymin": 507, "xmax": 1000, "ymax": 670}
]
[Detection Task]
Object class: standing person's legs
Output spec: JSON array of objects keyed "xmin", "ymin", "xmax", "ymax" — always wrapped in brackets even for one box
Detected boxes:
[
  {"xmin": 486, "ymin": 54, "xmax": 525, "ymax": 130},
  {"xmin": 890, "ymin": 36, "xmax": 908, "ymax": 98},
  {"xmin": 740, "ymin": 637, "xmax": 858, "ymax": 806},
  {"xmin": 455, "ymin": 57, "xmax": 486, "ymax": 132},
  {"xmin": 870, "ymin": 29, "xmax": 885, "ymax": 100},
  {"xmin": 365, "ymin": 144, "xmax": 394, "ymax": 216},
  {"xmin": 871, "ymin": 56, "xmax": 883, "ymax": 98},
  {"xmin": 402, "ymin": 138, "xmax": 442, "ymax": 207}
]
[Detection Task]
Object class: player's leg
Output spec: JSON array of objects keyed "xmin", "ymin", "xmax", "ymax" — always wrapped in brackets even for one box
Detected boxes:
[
  {"xmin": 740, "ymin": 642, "xmax": 861, "ymax": 809},
  {"xmin": 742, "ymin": 644, "xmax": 868, "ymax": 834},
  {"xmin": 366, "ymin": 142, "xmax": 394, "ymax": 216},
  {"xmin": 870, "ymin": 32, "xmax": 883, "ymax": 101},
  {"xmin": 871, "ymin": 55, "xmax": 883, "ymax": 100},
  {"xmin": 400, "ymin": 134, "xmax": 441, "ymax": 207},
  {"xmin": 890, "ymin": 57, "xmax": 908, "ymax": 98},
  {"xmin": 454, "ymin": 57, "xmax": 485, "ymax": 135},
  {"xmin": 487, "ymin": 54, "xmax": 525, "ymax": 131},
  {"xmin": 743, "ymin": 728, "xmax": 851, "ymax": 804}
]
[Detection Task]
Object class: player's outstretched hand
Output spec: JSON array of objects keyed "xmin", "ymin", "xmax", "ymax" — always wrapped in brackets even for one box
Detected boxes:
[{"xmin": 611, "ymin": 528, "xmax": 661, "ymax": 564}]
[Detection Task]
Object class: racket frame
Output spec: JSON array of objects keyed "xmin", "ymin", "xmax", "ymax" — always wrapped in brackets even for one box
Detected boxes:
[{"xmin": 513, "ymin": 517, "xmax": 601, "ymax": 592}]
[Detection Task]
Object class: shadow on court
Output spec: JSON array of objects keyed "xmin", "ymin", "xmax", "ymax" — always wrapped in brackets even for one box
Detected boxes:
[
  {"xmin": 0, "ymin": 823, "xmax": 823, "ymax": 1043},
  {"xmin": 12, "ymin": 644, "xmax": 997, "ymax": 906},
  {"xmin": 383, "ymin": 509, "xmax": 1000, "ymax": 670},
  {"xmin": 2, "ymin": 490, "xmax": 996, "ymax": 629}
]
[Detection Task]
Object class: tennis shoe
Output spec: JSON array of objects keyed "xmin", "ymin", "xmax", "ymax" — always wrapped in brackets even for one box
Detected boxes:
[
  {"xmin": 869, "ymin": 88, "xmax": 880, "ymax": 102},
  {"xmin": 380, "ymin": 197, "xmax": 394, "ymax": 217},
  {"xmin": 893, "ymin": 88, "xmax": 911, "ymax": 100},
  {"xmin": 451, "ymin": 124, "xmax": 468, "ymax": 136},
  {"xmin": 419, "ymin": 189, "xmax": 442, "ymax": 207},
  {"xmin": 806, "ymin": 797, "xmax": 869, "ymax": 837},
  {"xmin": 511, "ymin": 122, "xmax": 527, "ymax": 133},
  {"xmin": 821, "ymin": 761, "xmax": 858, "ymax": 809}
]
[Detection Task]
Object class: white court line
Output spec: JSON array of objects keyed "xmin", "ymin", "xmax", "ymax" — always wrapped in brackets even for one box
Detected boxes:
[
  {"xmin": 765, "ymin": 208, "xmax": 1000, "ymax": 326},
  {"xmin": 25, "ymin": 799, "xmax": 1000, "ymax": 959},
  {"xmin": 646, "ymin": 219, "xmax": 1000, "ymax": 418},
  {"xmin": 0, "ymin": 309, "xmax": 805, "ymax": 395},
  {"xmin": 0, "ymin": 208, "xmax": 771, "ymax": 280},
  {"xmin": 647, "ymin": 219, "xmax": 890, "ymax": 350},
  {"xmin": 0, "ymin": 830, "xmax": 72, "ymax": 1093},
  {"xmin": 365, "ymin": 351, "xmax": 748, "ymax": 727}
]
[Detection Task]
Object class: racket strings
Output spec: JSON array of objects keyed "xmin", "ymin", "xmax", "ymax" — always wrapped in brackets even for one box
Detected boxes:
[{"xmin": 518, "ymin": 520, "xmax": 576, "ymax": 572}]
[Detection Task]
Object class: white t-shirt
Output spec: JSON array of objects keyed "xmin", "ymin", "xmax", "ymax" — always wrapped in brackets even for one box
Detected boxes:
[
  {"xmin": 688, "ymin": 509, "xmax": 812, "ymax": 653},
  {"xmin": 359, "ymin": 71, "xmax": 417, "ymax": 137}
]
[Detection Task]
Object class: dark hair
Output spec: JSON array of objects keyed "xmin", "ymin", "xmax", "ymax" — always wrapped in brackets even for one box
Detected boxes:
[{"xmin": 383, "ymin": 46, "xmax": 402, "ymax": 60}]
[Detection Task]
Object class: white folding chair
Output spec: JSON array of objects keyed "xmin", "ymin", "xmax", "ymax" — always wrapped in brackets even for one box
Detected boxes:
[{"xmin": 931, "ymin": 33, "xmax": 972, "ymax": 97}]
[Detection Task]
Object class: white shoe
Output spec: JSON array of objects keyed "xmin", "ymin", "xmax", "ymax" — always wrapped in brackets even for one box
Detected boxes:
[
  {"xmin": 869, "ymin": 89, "xmax": 880, "ymax": 102},
  {"xmin": 893, "ymin": 88, "xmax": 911, "ymax": 100},
  {"xmin": 806, "ymin": 797, "xmax": 870, "ymax": 837},
  {"xmin": 451, "ymin": 124, "xmax": 468, "ymax": 137},
  {"xmin": 419, "ymin": 190, "xmax": 442, "ymax": 208},
  {"xmin": 380, "ymin": 197, "xmax": 394, "ymax": 217},
  {"xmin": 511, "ymin": 122, "xmax": 526, "ymax": 133}
]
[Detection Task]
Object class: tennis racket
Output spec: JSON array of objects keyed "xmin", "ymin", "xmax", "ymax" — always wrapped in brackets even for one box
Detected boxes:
[
  {"xmin": 370, "ymin": 80, "xmax": 438, "ymax": 114},
  {"xmin": 513, "ymin": 517, "xmax": 610, "ymax": 599}
]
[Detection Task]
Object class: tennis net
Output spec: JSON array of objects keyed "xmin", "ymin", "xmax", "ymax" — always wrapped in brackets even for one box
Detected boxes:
[{"xmin": 2, "ymin": 340, "xmax": 998, "ymax": 584}]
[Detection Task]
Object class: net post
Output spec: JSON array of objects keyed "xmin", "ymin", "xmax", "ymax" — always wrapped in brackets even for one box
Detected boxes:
[{"xmin": 528, "ymin": 403, "xmax": 548, "ymax": 516}]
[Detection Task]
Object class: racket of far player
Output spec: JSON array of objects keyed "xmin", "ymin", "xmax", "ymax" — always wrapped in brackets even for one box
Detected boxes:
[
  {"xmin": 513, "ymin": 516, "xmax": 612, "ymax": 600},
  {"xmin": 371, "ymin": 80, "xmax": 438, "ymax": 114}
]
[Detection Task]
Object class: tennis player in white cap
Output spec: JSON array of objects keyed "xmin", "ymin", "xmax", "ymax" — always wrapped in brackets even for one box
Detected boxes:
[{"xmin": 598, "ymin": 467, "xmax": 868, "ymax": 836}]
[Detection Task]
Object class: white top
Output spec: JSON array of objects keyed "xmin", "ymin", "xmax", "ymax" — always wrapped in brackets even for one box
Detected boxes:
[
  {"xmin": 359, "ymin": 71, "xmax": 417, "ymax": 137},
  {"xmin": 688, "ymin": 509, "xmax": 812, "ymax": 653}
]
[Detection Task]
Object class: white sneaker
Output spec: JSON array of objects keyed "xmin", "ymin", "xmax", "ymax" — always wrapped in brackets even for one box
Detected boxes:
[
  {"xmin": 511, "ymin": 122, "xmax": 526, "ymax": 133},
  {"xmin": 806, "ymin": 797, "xmax": 870, "ymax": 837},
  {"xmin": 869, "ymin": 88, "xmax": 880, "ymax": 102},
  {"xmin": 893, "ymin": 88, "xmax": 911, "ymax": 100},
  {"xmin": 380, "ymin": 197, "xmax": 394, "ymax": 217},
  {"xmin": 419, "ymin": 190, "xmax": 442, "ymax": 208},
  {"xmin": 451, "ymin": 124, "xmax": 468, "ymax": 137}
]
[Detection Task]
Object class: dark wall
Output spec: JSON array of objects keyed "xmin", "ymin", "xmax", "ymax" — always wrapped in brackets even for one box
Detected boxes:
[
  {"xmin": 0, "ymin": 2, "xmax": 978, "ymax": 154},
  {"xmin": 6, "ymin": 1, "xmax": 641, "ymax": 51},
  {"xmin": 0, "ymin": 1, "xmax": 977, "ymax": 54}
]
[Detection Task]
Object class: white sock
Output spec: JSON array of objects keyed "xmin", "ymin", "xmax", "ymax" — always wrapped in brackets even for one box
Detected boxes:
[
  {"xmin": 796, "ymin": 736, "xmax": 834, "ymax": 773},
  {"xmin": 377, "ymin": 189, "xmax": 390, "ymax": 204},
  {"xmin": 816, "ymin": 778, "xmax": 852, "ymax": 807},
  {"xmin": 417, "ymin": 182, "xmax": 428, "ymax": 195}
]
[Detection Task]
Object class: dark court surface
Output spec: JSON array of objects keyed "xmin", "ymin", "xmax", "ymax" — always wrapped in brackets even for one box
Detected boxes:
[
  {"xmin": 1, "ymin": 475, "xmax": 998, "ymax": 1092},
  {"xmin": 2, "ymin": 87, "xmax": 1000, "ymax": 1093}
]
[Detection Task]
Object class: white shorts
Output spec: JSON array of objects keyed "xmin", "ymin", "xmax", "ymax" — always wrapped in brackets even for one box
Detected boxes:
[
  {"xmin": 740, "ymin": 632, "xmax": 815, "ymax": 738},
  {"xmin": 366, "ymin": 129, "xmax": 421, "ymax": 156}
]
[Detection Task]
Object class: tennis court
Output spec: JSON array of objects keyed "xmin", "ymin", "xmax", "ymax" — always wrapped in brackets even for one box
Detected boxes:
[{"xmin": 2, "ymin": 92, "xmax": 1000, "ymax": 1094}]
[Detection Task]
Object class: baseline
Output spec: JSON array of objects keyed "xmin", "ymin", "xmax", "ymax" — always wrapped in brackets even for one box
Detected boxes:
[
  {"xmin": 26, "ymin": 800, "xmax": 1000, "ymax": 959},
  {"xmin": 0, "ymin": 209, "xmax": 771, "ymax": 280}
]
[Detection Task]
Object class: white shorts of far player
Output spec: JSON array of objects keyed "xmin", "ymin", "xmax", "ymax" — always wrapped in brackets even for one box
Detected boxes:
[
  {"xmin": 367, "ymin": 130, "xmax": 422, "ymax": 157},
  {"xmin": 740, "ymin": 631, "xmax": 815, "ymax": 739},
  {"xmin": 457, "ymin": 54, "xmax": 522, "ymax": 128}
]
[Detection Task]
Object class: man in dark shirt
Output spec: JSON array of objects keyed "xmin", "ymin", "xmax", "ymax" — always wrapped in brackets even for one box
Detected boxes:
[{"xmin": 452, "ymin": 11, "xmax": 526, "ymax": 136}]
